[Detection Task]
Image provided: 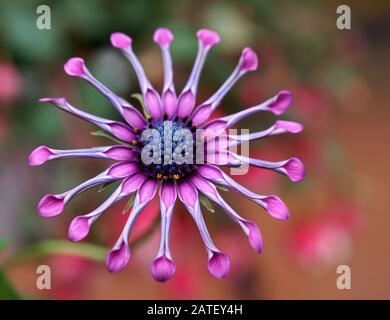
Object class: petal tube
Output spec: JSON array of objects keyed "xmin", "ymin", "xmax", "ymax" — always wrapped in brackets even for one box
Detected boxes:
[
  {"xmin": 106, "ymin": 179, "xmax": 158, "ymax": 273},
  {"xmin": 39, "ymin": 97, "xmax": 135, "ymax": 142},
  {"xmin": 177, "ymin": 182, "xmax": 230, "ymax": 279},
  {"xmin": 190, "ymin": 47, "xmax": 258, "ymax": 126},
  {"xmin": 176, "ymin": 29, "xmax": 220, "ymax": 119},
  {"xmin": 197, "ymin": 164, "xmax": 291, "ymax": 220},
  {"xmin": 63, "ymin": 57, "xmax": 146, "ymax": 128},
  {"xmin": 190, "ymin": 175, "xmax": 263, "ymax": 253},
  {"xmin": 28, "ymin": 145, "xmax": 135, "ymax": 165},
  {"xmin": 110, "ymin": 32, "xmax": 162, "ymax": 120},
  {"xmin": 37, "ymin": 162, "xmax": 140, "ymax": 217}
]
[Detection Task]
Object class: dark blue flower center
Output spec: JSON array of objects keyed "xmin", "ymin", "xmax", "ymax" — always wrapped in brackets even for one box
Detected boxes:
[{"xmin": 134, "ymin": 120, "xmax": 198, "ymax": 181}]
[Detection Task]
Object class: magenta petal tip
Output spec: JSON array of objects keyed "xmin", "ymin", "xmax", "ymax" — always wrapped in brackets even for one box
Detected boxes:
[
  {"xmin": 207, "ymin": 252, "xmax": 230, "ymax": 279},
  {"xmin": 240, "ymin": 47, "xmax": 259, "ymax": 72},
  {"xmin": 37, "ymin": 194, "xmax": 65, "ymax": 217},
  {"xmin": 269, "ymin": 90, "xmax": 292, "ymax": 115},
  {"xmin": 263, "ymin": 196, "xmax": 290, "ymax": 220},
  {"xmin": 283, "ymin": 158, "xmax": 305, "ymax": 182},
  {"xmin": 275, "ymin": 120, "xmax": 303, "ymax": 133},
  {"xmin": 28, "ymin": 146, "xmax": 53, "ymax": 166},
  {"xmin": 110, "ymin": 32, "xmax": 132, "ymax": 49},
  {"xmin": 68, "ymin": 216, "xmax": 90, "ymax": 242},
  {"xmin": 197, "ymin": 29, "xmax": 220, "ymax": 48},
  {"xmin": 106, "ymin": 243, "xmax": 131, "ymax": 273},
  {"xmin": 153, "ymin": 28, "xmax": 174, "ymax": 46},
  {"xmin": 245, "ymin": 222, "xmax": 264, "ymax": 253},
  {"xmin": 64, "ymin": 57, "xmax": 86, "ymax": 77},
  {"xmin": 151, "ymin": 256, "xmax": 176, "ymax": 282}
]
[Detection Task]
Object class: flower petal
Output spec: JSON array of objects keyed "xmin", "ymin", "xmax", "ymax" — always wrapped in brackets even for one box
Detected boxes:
[{"xmin": 151, "ymin": 256, "xmax": 176, "ymax": 282}]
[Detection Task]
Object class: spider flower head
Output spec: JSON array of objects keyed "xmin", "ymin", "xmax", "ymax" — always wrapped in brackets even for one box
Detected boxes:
[{"xmin": 29, "ymin": 28, "xmax": 305, "ymax": 282}]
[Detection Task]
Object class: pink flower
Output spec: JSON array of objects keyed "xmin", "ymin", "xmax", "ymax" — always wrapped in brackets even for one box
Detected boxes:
[
  {"xmin": 29, "ymin": 28, "xmax": 304, "ymax": 281},
  {"xmin": 0, "ymin": 62, "xmax": 22, "ymax": 105}
]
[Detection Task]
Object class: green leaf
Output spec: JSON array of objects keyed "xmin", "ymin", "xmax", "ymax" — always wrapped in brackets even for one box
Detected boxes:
[
  {"xmin": 91, "ymin": 130, "xmax": 131, "ymax": 146},
  {"xmin": 0, "ymin": 270, "xmax": 22, "ymax": 300},
  {"xmin": 3, "ymin": 240, "xmax": 106, "ymax": 268},
  {"xmin": 199, "ymin": 194, "xmax": 215, "ymax": 213},
  {"xmin": 123, "ymin": 194, "xmax": 135, "ymax": 214},
  {"xmin": 216, "ymin": 184, "xmax": 229, "ymax": 192},
  {"xmin": 98, "ymin": 181, "xmax": 116, "ymax": 193},
  {"xmin": 131, "ymin": 93, "xmax": 148, "ymax": 116}
]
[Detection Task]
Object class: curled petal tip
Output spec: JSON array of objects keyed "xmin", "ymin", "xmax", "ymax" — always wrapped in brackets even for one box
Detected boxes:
[
  {"xmin": 240, "ymin": 48, "xmax": 259, "ymax": 72},
  {"xmin": 39, "ymin": 97, "xmax": 66, "ymax": 104},
  {"xmin": 275, "ymin": 120, "xmax": 303, "ymax": 134},
  {"xmin": 197, "ymin": 28, "xmax": 220, "ymax": 48},
  {"xmin": 283, "ymin": 158, "xmax": 305, "ymax": 182},
  {"xmin": 151, "ymin": 256, "xmax": 176, "ymax": 282},
  {"xmin": 153, "ymin": 28, "xmax": 174, "ymax": 46},
  {"xmin": 110, "ymin": 32, "xmax": 132, "ymax": 49},
  {"xmin": 38, "ymin": 194, "xmax": 64, "ymax": 217},
  {"xmin": 269, "ymin": 91, "xmax": 292, "ymax": 115},
  {"xmin": 106, "ymin": 243, "xmax": 131, "ymax": 273},
  {"xmin": 245, "ymin": 221, "xmax": 264, "ymax": 253},
  {"xmin": 68, "ymin": 216, "xmax": 90, "ymax": 242},
  {"xmin": 262, "ymin": 196, "xmax": 290, "ymax": 220},
  {"xmin": 207, "ymin": 252, "xmax": 230, "ymax": 279},
  {"xmin": 64, "ymin": 57, "xmax": 86, "ymax": 77},
  {"xmin": 28, "ymin": 145, "xmax": 53, "ymax": 166}
]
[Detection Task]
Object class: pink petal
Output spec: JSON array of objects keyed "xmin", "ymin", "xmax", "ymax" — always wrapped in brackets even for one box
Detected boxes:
[
  {"xmin": 121, "ymin": 172, "xmax": 147, "ymax": 194},
  {"xmin": 162, "ymin": 89, "xmax": 177, "ymax": 118},
  {"xmin": 109, "ymin": 123, "xmax": 135, "ymax": 142},
  {"xmin": 244, "ymin": 221, "xmax": 263, "ymax": 253},
  {"xmin": 190, "ymin": 104, "xmax": 212, "ymax": 126},
  {"xmin": 37, "ymin": 194, "xmax": 65, "ymax": 217},
  {"xmin": 176, "ymin": 90, "xmax": 195, "ymax": 119},
  {"xmin": 106, "ymin": 243, "xmax": 131, "ymax": 273},
  {"xmin": 207, "ymin": 252, "xmax": 230, "ymax": 279},
  {"xmin": 122, "ymin": 107, "xmax": 146, "ymax": 129},
  {"xmin": 110, "ymin": 32, "xmax": 132, "ymax": 49},
  {"xmin": 282, "ymin": 157, "xmax": 305, "ymax": 182},
  {"xmin": 63, "ymin": 57, "xmax": 86, "ymax": 77},
  {"xmin": 151, "ymin": 256, "xmax": 176, "ymax": 282},
  {"xmin": 107, "ymin": 162, "xmax": 139, "ymax": 178},
  {"xmin": 144, "ymin": 89, "xmax": 162, "ymax": 119},
  {"xmin": 275, "ymin": 120, "xmax": 303, "ymax": 134},
  {"xmin": 197, "ymin": 165, "xmax": 224, "ymax": 181},
  {"xmin": 153, "ymin": 28, "xmax": 174, "ymax": 46},
  {"xmin": 139, "ymin": 179, "xmax": 158, "ymax": 202},
  {"xmin": 262, "ymin": 196, "xmax": 290, "ymax": 220},
  {"xmin": 68, "ymin": 216, "xmax": 90, "ymax": 242},
  {"xmin": 28, "ymin": 146, "xmax": 53, "ymax": 166},
  {"xmin": 197, "ymin": 29, "xmax": 221, "ymax": 48},
  {"xmin": 240, "ymin": 48, "xmax": 258, "ymax": 72},
  {"xmin": 177, "ymin": 181, "xmax": 197, "ymax": 207},
  {"xmin": 269, "ymin": 91, "xmax": 292, "ymax": 115},
  {"xmin": 104, "ymin": 147, "xmax": 135, "ymax": 161},
  {"xmin": 161, "ymin": 183, "xmax": 177, "ymax": 208}
]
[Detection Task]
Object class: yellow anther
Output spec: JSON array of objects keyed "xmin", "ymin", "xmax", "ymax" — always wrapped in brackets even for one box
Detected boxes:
[
  {"xmin": 173, "ymin": 174, "xmax": 180, "ymax": 180},
  {"xmin": 131, "ymin": 139, "xmax": 138, "ymax": 146},
  {"xmin": 134, "ymin": 128, "xmax": 140, "ymax": 134},
  {"xmin": 156, "ymin": 173, "xmax": 163, "ymax": 179},
  {"xmin": 163, "ymin": 175, "xmax": 168, "ymax": 180},
  {"xmin": 146, "ymin": 114, "xmax": 152, "ymax": 121}
]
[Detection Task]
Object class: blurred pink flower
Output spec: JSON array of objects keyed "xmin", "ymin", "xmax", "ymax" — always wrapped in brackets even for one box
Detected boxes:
[
  {"xmin": 0, "ymin": 62, "xmax": 22, "ymax": 105},
  {"xmin": 287, "ymin": 203, "xmax": 361, "ymax": 271}
]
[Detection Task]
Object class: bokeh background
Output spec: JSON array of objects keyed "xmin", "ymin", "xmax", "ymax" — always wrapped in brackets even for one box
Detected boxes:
[{"xmin": 0, "ymin": 0, "xmax": 389, "ymax": 299}]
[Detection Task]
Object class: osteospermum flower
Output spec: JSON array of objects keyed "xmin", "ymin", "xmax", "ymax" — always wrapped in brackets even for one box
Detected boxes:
[{"xmin": 28, "ymin": 28, "xmax": 305, "ymax": 282}]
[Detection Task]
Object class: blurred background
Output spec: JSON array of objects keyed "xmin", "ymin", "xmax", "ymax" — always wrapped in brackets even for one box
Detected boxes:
[{"xmin": 0, "ymin": 0, "xmax": 389, "ymax": 299}]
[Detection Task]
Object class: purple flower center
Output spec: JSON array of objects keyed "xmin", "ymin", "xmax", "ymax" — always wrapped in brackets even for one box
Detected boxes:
[{"xmin": 134, "ymin": 117, "xmax": 199, "ymax": 182}]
